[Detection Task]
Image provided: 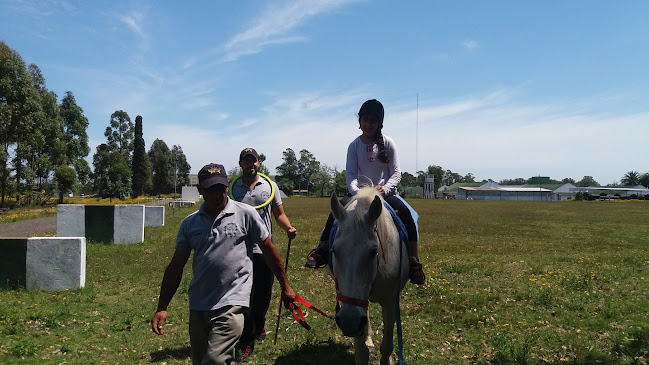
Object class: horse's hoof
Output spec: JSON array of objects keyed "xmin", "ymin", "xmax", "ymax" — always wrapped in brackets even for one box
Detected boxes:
[{"xmin": 365, "ymin": 338, "xmax": 374, "ymax": 352}]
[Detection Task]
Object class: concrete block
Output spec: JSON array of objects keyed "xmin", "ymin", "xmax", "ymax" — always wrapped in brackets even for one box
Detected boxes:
[
  {"xmin": 145, "ymin": 206, "xmax": 165, "ymax": 227},
  {"xmin": 182, "ymin": 186, "xmax": 200, "ymax": 202},
  {"xmin": 57, "ymin": 204, "xmax": 85, "ymax": 237},
  {"xmin": 113, "ymin": 205, "xmax": 145, "ymax": 244},
  {"xmin": 0, "ymin": 239, "xmax": 27, "ymax": 289},
  {"xmin": 26, "ymin": 237, "xmax": 86, "ymax": 291}
]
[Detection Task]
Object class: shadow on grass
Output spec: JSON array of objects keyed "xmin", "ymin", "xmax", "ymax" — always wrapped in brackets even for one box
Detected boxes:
[
  {"xmin": 150, "ymin": 346, "xmax": 191, "ymax": 363},
  {"xmin": 274, "ymin": 339, "xmax": 355, "ymax": 365}
]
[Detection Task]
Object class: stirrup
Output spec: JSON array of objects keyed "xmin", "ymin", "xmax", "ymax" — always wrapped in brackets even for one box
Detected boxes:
[{"xmin": 304, "ymin": 248, "xmax": 327, "ymax": 269}]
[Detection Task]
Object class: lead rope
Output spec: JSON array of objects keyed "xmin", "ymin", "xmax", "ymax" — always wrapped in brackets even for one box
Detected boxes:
[{"xmin": 397, "ymin": 231, "xmax": 404, "ymax": 365}]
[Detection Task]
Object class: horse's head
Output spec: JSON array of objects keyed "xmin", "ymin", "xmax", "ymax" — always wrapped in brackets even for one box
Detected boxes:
[{"xmin": 330, "ymin": 189, "xmax": 383, "ymax": 337}]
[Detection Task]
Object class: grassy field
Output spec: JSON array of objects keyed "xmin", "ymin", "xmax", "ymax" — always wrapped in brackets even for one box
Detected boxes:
[{"xmin": 1, "ymin": 198, "xmax": 648, "ymax": 364}]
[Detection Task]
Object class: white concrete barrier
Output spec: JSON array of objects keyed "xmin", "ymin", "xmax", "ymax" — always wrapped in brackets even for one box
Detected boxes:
[
  {"xmin": 182, "ymin": 186, "xmax": 200, "ymax": 202},
  {"xmin": 145, "ymin": 206, "xmax": 165, "ymax": 227},
  {"xmin": 57, "ymin": 204, "xmax": 145, "ymax": 244},
  {"xmin": 1, "ymin": 237, "xmax": 86, "ymax": 291}
]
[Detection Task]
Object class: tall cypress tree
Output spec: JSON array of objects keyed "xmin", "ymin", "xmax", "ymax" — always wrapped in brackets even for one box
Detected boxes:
[{"xmin": 131, "ymin": 115, "xmax": 152, "ymax": 198}]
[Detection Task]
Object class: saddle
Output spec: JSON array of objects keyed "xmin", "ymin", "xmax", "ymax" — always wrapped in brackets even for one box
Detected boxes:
[{"xmin": 328, "ymin": 200, "xmax": 413, "ymax": 265}]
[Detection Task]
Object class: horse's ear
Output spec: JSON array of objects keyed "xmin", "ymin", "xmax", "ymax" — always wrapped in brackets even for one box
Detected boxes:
[
  {"xmin": 331, "ymin": 193, "xmax": 345, "ymax": 221},
  {"xmin": 367, "ymin": 195, "xmax": 382, "ymax": 223}
]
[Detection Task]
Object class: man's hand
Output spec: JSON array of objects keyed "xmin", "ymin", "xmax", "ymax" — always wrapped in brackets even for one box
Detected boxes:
[
  {"xmin": 286, "ymin": 226, "xmax": 297, "ymax": 239},
  {"xmin": 151, "ymin": 310, "xmax": 168, "ymax": 335},
  {"xmin": 375, "ymin": 185, "xmax": 386, "ymax": 196},
  {"xmin": 281, "ymin": 286, "xmax": 297, "ymax": 309}
]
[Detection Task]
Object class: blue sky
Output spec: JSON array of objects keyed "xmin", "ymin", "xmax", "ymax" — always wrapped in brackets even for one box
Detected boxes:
[{"xmin": 1, "ymin": 0, "xmax": 647, "ymax": 185}]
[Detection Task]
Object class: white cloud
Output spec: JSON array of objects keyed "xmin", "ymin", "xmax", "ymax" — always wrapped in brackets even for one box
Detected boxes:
[
  {"xmin": 119, "ymin": 12, "xmax": 146, "ymax": 39},
  {"xmin": 223, "ymin": 0, "xmax": 359, "ymax": 61},
  {"xmin": 461, "ymin": 39, "xmax": 478, "ymax": 52}
]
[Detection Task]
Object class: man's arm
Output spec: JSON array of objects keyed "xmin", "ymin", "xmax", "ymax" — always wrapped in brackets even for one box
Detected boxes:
[
  {"xmin": 258, "ymin": 235, "xmax": 296, "ymax": 307},
  {"xmin": 151, "ymin": 249, "xmax": 191, "ymax": 335},
  {"xmin": 272, "ymin": 205, "xmax": 297, "ymax": 239}
]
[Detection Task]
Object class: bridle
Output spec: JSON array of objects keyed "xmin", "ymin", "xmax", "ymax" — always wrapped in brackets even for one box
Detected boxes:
[{"xmin": 332, "ymin": 228, "xmax": 386, "ymax": 311}]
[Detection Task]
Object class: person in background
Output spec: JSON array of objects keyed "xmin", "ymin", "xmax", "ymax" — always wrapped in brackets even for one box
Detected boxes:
[{"xmin": 230, "ymin": 148, "xmax": 297, "ymax": 358}]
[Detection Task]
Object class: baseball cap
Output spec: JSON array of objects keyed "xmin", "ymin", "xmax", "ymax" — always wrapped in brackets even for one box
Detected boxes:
[
  {"xmin": 239, "ymin": 147, "xmax": 259, "ymax": 161},
  {"xmin": 198, "ymin": 163, "xmax": 228, "ymax": 188}
]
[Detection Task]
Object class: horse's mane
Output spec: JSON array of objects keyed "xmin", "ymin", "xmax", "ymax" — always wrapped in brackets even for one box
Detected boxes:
[{"xmin": 346, "ymin": 187, "xmax": 393, "ymax": 240}]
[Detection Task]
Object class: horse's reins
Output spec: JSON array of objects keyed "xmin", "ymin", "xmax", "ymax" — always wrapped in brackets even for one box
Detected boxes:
[{"xmin": 286, "ymin": 228, "xmax": 386, "ymax": 329}]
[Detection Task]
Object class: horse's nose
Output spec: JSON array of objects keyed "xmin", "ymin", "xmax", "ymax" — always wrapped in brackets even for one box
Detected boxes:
[{"xmin": 335, "ymin": 313, "xmax": 368, "ymax": 337}]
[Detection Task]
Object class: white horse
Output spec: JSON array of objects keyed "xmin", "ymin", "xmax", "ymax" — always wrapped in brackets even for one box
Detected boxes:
[{"xmin": 329, "ymin": 187, "xmax": 409, "ymax": 365}]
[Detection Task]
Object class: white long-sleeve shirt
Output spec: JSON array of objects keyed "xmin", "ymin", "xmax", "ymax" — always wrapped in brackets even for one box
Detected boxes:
[{"xmin": 346, "ymin": 135, "xmax": 401, "ymax": 196}]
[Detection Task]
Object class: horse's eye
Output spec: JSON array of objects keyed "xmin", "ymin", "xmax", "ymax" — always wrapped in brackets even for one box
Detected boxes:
[{"xmin": 370, "ymin": 247, "xmax": 378, "ymax": 257}]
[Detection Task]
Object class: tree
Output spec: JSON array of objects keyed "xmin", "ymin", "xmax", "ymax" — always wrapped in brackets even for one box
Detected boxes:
[
  {"xmin": 333, "ymin": 168, "xmax": 347, "ymax": 196},
  {"xmin": 297, "ymin": 149, "xmax": 320, "ymax": 191},
  {"xmin": 55, "ymin": 165, "xmax": 77, "ymax": 203},
  {"xmin": 0, "ymin": 42, "xmax": 41, "ymax": 206},
  {"xmin": 257, "ymin": 153, "xmax": 270, "ymax": 175},
  {"xmin": 417, "ymin": 165, "xmax": 444, "ymax": 192},
  {"xmin": 105, "ymin": 110, "xmax": 134, "ymax": 159},
  {"xmin": 621, "ymin": 171, "xmax": 640, "ymax": 186},
  {"xmin": 171, "ymin": 145, "xmax": 191, "ymax": 188},
  {"xmin": 92, "ymin": 143, "xmax": 131, "ymax": 199},
  {"xmin": 576, "ymin": 176, "xmax": 599, "ymax": 187},
  {"xmin": 276, "ymin": 148, "xmax": 299, "ymax": 188},
  {"xmin": 561, "ymin": 177, "xmax": 576, "ymax": 184},
  {"xmin": 442, "ymin": 169, "xmax": 463, "ymax": 186},
  {"xmin": 131, "ymin": 115, "xmax": 152, "ymax": 198},
  {"xmin": 639, "ymin": 173, "xmax": 649, "ymax": 189},
  {"xmin": 26, "ymin": 63, "xmax": 65, "ymax": 203},
  {"xmin": 60, "ymin": 91, "xmax": 91, "ymax": 185},
  {"xmin": 400, "ymin": 172, "xmax": 417, "ymax": 187},
  {"xmin": 499, "ymin": 178, "xmax": 527, "ymax": 185},
  {"xmin": 463, "ymin": 173, "xmax": 476, "ymax": 183},
  {"xmin": 148, "ymin": 139, "xmax": 172, "ymax": 196},
  {"xmin": 312, "ymin": 164, "xmax": 333, "ymax": 197}
]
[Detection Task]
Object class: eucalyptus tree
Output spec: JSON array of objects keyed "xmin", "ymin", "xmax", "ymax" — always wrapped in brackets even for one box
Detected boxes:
[
  {"xmin": 92, "ymin": 143, "xmax": 131, "ymax": 199},
  {"xmin": 297, "ymin": 149, "xmax": 320, "ymax": 191},
  {"xmin": 170, "ymin": 145, "xmax": 191, "ymax": 188},
  {"xmin": 60, "ymin": 91, "xmax": 91, "ymax": 185},
  {"xmin": 276, "ymin": 148, "xmax": 298, "ymax": 186},
  {"xmin": 27, "ymin": 64, "xmax": 66, "ymax": 202},
  {"xmin": 148, "ymin": 139, "xmax": 172, "ymax": 196},
  {"xmin": 0, "ymin": 42, "xmax": 41, "ymax": 205},
  {"xmin": 105, "ymin": 110, "xmax": 134, "ymax": 160}
]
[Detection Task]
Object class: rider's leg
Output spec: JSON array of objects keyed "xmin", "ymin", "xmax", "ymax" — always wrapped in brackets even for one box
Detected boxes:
[
  {"xmin": 305, "ymin": 194, "xmax": 352, "ymax": 268},
  {"xmin": 384, "ymin": 195, "xmax": 425, "ymax": 285}
]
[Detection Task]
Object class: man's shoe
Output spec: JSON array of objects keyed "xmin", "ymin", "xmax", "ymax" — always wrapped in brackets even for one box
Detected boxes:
[
  {"xmin": 304, "ymin": 248, "xmax": 327, "ymax": 269},
  {"xmin": 256, "ymin": 327, "xmax": 266, "ymax": 342},
  {"xmin": 240, "ymin": 342, "xmax": 254, "ymax": 359},
  {"xmin": 409, "ymin": 257, "xmax": 425, "ymax": 285}
]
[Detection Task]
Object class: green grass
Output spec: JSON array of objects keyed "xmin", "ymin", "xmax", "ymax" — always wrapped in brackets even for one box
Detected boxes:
[{"xmin": 1, "ymin": 199, "xmax": 649, "ymax": 364}]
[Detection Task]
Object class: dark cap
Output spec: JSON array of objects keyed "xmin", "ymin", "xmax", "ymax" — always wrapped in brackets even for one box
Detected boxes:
[
  {"xmin": 198, "ymin": 163, "xmax": 229, "ymax": 188},
  {"xmin": 239, "ymin": 147, "xmax": 259, "ymax": 161},
  {"xmin": 358, "ymin": 99, "xmax": 384, "ymax": 120}
]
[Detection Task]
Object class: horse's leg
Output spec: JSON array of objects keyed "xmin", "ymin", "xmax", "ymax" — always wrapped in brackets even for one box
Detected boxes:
[
  {"xmin": 354, "ymin": 312, "xmax": 371, "ymax": 365},
  {"xmin": 366, "ymin": 312, "xmax": 374, "ymax": 352},
  {"xmin": 380, "ymin": 302, "xmax": 396, "ymax": 365}
]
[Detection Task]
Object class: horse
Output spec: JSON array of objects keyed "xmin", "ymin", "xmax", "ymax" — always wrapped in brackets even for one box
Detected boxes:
[{"xmin": 328, "ymin": 187, "xmax": 409, "ymax": 365}]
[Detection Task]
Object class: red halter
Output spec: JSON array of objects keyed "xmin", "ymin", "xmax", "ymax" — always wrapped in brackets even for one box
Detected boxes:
[{"xmin": 333, "ymin": 229, "xmax": 385, "ymax": 311}]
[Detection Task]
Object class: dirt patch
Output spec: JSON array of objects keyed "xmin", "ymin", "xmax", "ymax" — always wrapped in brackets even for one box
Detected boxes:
[{"xmin": 0, "ymin": 216, "xmax": 57, "ymax": 238}]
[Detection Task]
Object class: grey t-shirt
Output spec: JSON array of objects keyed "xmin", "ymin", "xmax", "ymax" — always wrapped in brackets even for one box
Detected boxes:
[
  {"xmin": 175, "ymin": 198, "xmax": 269, "ymax": 311},
  {"xmin": 230, "ymin": 176, "xmax": 282, "ymax": 254}
]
